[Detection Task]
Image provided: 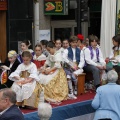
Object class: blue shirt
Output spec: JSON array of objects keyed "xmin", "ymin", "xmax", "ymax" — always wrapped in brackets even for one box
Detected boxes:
[{"xmin": 92, "ymin": 83, "xmax": 120, "ymax": 120}]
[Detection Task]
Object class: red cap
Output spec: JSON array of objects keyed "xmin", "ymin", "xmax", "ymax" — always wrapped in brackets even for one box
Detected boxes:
[{"xmin": 77, "ymin": 34, "xmax": 84, "ymax": 40}]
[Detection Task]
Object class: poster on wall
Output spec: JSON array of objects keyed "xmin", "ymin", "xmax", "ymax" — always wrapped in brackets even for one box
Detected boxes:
[{"xmin": 38, "ymin": 30, "xmax": 50, "ymax": 43}]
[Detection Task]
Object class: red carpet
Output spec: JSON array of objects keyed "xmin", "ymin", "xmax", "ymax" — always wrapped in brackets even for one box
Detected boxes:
[{"xmin": 21, "ymin": 91, "xmax": 95, "ymax": 114}]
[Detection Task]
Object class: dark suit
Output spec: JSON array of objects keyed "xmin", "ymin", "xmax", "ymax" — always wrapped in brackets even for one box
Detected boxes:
[
  {"xmin": 0, "ymin": 105, "xmax": 25, "ymax": 120},
  {"xmin": 0, "ymin": 59, "xmax": 20, "ymax": 89}
]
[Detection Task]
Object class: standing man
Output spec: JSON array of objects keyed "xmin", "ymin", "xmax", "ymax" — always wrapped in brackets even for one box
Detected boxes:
[{"xmin": 0, "ymin": 88, "xmax": 25, "ymax": 120}]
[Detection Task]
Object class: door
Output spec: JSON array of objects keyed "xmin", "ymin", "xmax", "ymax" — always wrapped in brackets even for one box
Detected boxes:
[
  {"xmin": 51, "ymin": 20, "xmax": 77, "ymax": 40},
  {"xmin": 0, "ymin": 11, "xmax": 7, "ymax": 62}
]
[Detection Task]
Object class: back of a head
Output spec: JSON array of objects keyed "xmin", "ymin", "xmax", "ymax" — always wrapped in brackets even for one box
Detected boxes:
[
  {"xmin": 107, "ymin": 70, "xmax": 118, "ymax": 83},
  {"xmin": 38, "ymin": 102, "xmax": 52, "ymax": 120},
  {"xmin": 0, "ymin": 88, "xmax": 16, "ymax": 104}
]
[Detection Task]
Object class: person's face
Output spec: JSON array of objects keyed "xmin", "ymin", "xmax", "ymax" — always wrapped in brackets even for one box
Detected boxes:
[
  {"xmin": 62, "ymin": 40, "xmax": 69, "ymax": 49},
  {"xmin": 8, "ymin": 56, "xmax": 16, "ymax": 63},
  {"xmin": 77, "ymin": 40, "xmax": 82, "ymax": 47},
  {"xmin": 55, "ymin": 40, "xmax": 62, "ymax": 50},
  {"xmin": 70, "ymin": 40, "xmax": 77, "ymax": 48},
  {"xmin": 112, "ymin": 39, "xmax": 118, "ymax": 46},
  {"xmin": 90, "ymin": 40, "xmax": 97, "ymax": 48},
  {"xmin": 22, "ymin": 56, "xmax": 31, "ymax": 65},
  {"xmin": 47, "ymin": 47, "xmax": 55, "ymax": 55},
  {"xmin": 21, "ymin": 43, "xmax": 28, "ymax": 52},
  {"xmin": 0, "ymin": 92, "xmax": 9, "ymax": 112},
  {"xmin": 35, "ymin": 47, "xmax": 42, "ymax": 56}
]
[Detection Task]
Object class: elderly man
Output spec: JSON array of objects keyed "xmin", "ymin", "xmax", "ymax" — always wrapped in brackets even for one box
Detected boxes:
[
  {"xmin": 92, "ymin": 70, "xmax": 120, "ymax": 120},
  {"xmin": 38, "ymin": 102, "xmax": 52, "ymax": 120},
  {"xmin": 0, "ymin": 88, "xmax": 25, "ymax": 120}
]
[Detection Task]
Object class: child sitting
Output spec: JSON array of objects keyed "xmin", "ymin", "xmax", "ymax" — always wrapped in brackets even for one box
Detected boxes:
[
  {"xmin": 18, "ymin": 40, "xmax": 34, "ymax": 63},
  {"xmin": 63, "ymin": 36, "xmax": 84, "ymax": 99},
  {"xmin": 38, "ymin": 41, "xmax": 68, "ymax": 103},
  {"xmin": 40, "ymin": 39, "xmax": 49, "ymax": 57},
  {"xmin": 33, "ymin": 44, "xmax": 46, "ymax": 74},
  {"xmin": 9, "ymin": 51, "xmax": 40, "ymax": 108},
  {"xmin": 0, "ymin": 50, "xmax": 20, "ymax": 89}
]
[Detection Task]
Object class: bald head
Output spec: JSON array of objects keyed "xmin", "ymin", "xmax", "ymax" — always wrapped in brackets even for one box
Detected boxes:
[{"xmin": 0, "ymin": 88, "xmax": 16, "ymax": 104}]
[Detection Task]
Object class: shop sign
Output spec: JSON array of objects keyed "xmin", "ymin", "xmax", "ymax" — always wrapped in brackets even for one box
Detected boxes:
[
  {"xmin": 44, "ymin": 0, "xmax": 68, "ymax": 15},
  {"xmin": 0, "ymin": 0, "xmax": 7, "ymax": 10}
]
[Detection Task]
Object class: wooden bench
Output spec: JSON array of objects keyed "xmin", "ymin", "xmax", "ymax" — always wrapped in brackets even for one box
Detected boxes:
[{"xmin": 77, "ymin": 73, "xmax": 86, "ymax": 95}]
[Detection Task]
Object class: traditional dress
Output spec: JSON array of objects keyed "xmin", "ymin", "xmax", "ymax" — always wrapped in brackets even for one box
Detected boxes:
[
  {"xmin": 107, "ymin": 47, "xmax": 120, "ymax": 68},
  {"xmin": 17, "ymin": 49, "xmax": 34, "ymax": 63},
  {"xmin": 0, "ymin": 58, "xmax": 20, "ymax": 89},
  {"xmin": 38, "ymin": 51, "xmax": 68, "ymax": 103},
  {"xmin": 9, "ymin": 62, "xmax": 41, "ymax": 108},
  {"xmin": 33, "ymin": 54, "xmax": 46, "ymax": 70}
]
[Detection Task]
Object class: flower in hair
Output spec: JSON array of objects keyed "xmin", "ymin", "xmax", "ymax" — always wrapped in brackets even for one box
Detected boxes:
[{"xmin": 77, "ymin": 34, "xmax": 84, "ymax": 40}]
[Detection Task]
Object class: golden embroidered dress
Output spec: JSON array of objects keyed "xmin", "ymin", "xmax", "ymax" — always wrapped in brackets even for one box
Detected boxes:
[
  {"xmin": 9, "ymin": 62, "xmax": 41, "ymax": 108},
  {"xmin": 38, "ymin": 51, "xmax": 68, "ymax": 102}
]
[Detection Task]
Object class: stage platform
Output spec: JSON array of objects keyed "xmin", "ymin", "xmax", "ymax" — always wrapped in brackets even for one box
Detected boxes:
[{"xmin": 23, "ymin": 92, "xmax": 95, "ymax": 120}]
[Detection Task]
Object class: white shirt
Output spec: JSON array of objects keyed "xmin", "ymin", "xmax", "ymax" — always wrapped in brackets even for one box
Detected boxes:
[
  {"xmin": 63, "ymin": 48, "xmax": 85, "ymax": 69},
  {"xmin": 84, "ymin": 47, "xmax": 106, "ymax": 66},
  {"xmin": 78, "ymin": 47, "xmax": 86, "ymax": 68},
  {"xmin": 0, "ymin": 107, "xmax": 10, "ymax": 116}
]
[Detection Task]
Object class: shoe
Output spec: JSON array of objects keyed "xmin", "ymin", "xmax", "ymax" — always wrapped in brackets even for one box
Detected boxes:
[
  {"xmin": 74, "ymin": 90, "xmax": 77, "ymax": 95},
  {"xmin": 68, "ymin": 93, "xmax": 77, "ymax": 99}
]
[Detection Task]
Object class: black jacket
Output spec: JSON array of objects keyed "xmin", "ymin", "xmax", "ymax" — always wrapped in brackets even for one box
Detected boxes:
[{"xmin": 0, "ymin": 58, "xmax": 20, "ymax": 89}]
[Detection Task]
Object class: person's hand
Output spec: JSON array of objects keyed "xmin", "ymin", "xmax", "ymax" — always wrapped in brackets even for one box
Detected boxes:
[
  {"xmin": 97, "ymin": 66, "xmax": 103, "ymax": 70},
  {"xmin": 44, "ymin": 69, "xmax": 51, "ymax": 75},
  {"xmin": 110, "ymin": 57, "xmax": 115, "ymax": 60},
  {"xmin": 103, "ymin": 66, "xmax": 106, "ymax": 70},
  {"xmin": 72, "ymin": 63, "xmax": 78, "ymax": 70}
]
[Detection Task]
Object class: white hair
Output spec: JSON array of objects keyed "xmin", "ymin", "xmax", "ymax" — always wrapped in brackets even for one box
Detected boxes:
[
  {"xmin": 107, "ymin": 70, "xmax": 118, "ymax": 83},
  {"xmin": 38, "ymin": 102, "xmax": 52, "ymax": 120}
]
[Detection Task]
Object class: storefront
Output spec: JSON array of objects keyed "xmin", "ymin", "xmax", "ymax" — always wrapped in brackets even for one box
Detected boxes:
[{"xmin": 39, "ymin": 0, "xmax": 102, "ymax": 41}]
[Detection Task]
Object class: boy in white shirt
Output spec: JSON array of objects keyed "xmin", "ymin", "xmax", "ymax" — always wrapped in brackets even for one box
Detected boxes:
[
  {"xmin": 83, "ymin": 35, "xmax": 106, "ymax": 89},
  {"xmin": 63, "ymin": 36, "xmax": 84, "ymax": 99}
]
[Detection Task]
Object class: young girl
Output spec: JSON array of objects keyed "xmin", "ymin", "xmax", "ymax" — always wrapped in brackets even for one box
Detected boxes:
[
  {"xmin": 9, "ymin": 51, "xmax": 40, "ymax": 108},
  {"xmin": 40, "ymin": 40, "xmax": 49, "ymax": 57},
  {"xmin": 18, "ymin": 40, "xmax": 34, "ymax": 63},
  {"xmin": 107, "ymin": 35, "xmax": 120, "ymax": 68},
  {"xmin": 33, "ymin": 44, "xmax": 46, "ymax": 72},
  {"xmin": 0, "ymin": 50, "xmax": 20, "ymax": 89},
  {"xmin": 38, "ymin": 41, "xmax": 68, "ymax": 103}
]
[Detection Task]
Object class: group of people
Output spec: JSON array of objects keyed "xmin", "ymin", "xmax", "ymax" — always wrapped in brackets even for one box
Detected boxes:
[{"xmin": 0, "ymin": 33, "xmax": 120, "ymax": 110}]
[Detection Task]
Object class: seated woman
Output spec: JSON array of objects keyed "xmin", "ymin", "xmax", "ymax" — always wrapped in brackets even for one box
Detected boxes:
[
  {"xmin": 0, "ymin": 50, "xmax": 20, "ymax": 89},
  {"xmin": 33, "ymin": 44, "xmax": 46, "ymax": 74},
  {"xmin": 107, "ymin": 34, "xmax": 120, "ymax": 70},
  {"xmin": 9, "ymin": 51, "xmax": 40, "ymax": 108},
  {"xmin": 92, "ymin": 70, "xmax": 120, "ymax": 120},
  {"xmin": 38, "ymin": 41, "xmax": 68, "ymax": 103}
]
